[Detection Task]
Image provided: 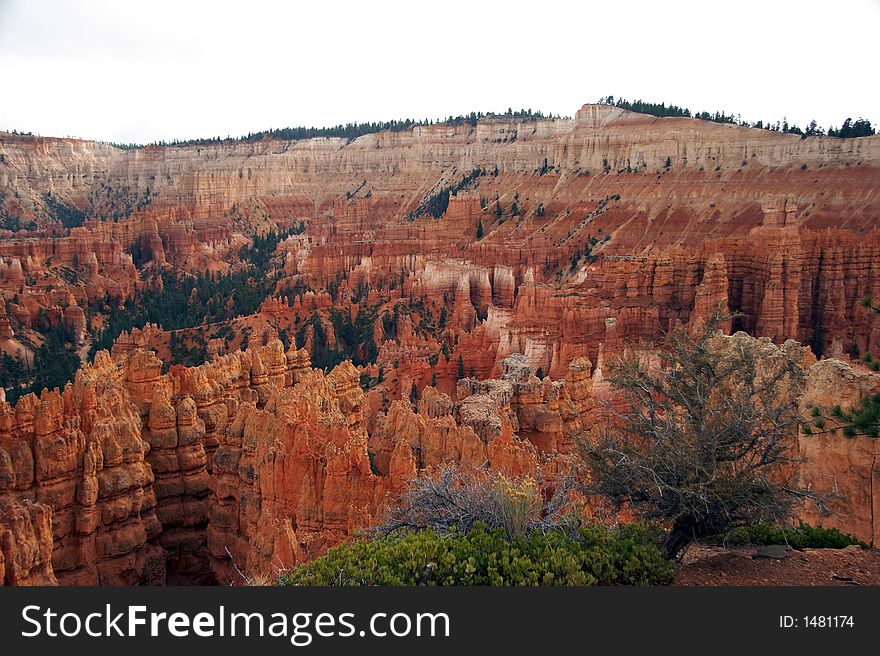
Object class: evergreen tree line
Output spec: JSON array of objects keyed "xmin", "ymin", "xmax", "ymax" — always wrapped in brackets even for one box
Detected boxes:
[
  {"xmin": 168, "ymin": 329, "xmax": 209, "ymax": 368},
  {"xmin": 1, "ymin": 324, "xmax": 81, "ymax": 405},
  {"xmin": 89, "ymin": 228, "xmax": 294, "ymax": 358},
  {"xmin": 102, "ymin": 109, "xmax": 553, "ymax": 150},
  {"xmin": 600, "ymin": 96, "xmax": 875, "ymax": 138},
  {"xmin": 408, "ymin": 168, "xmax": 485, "ymax": 221},
  {"xmin": 43, "ymin": 192, "xmax": 88, "ymax": 229},
  {"xmin": 88, "ymin": 267, "xmax": 276, "ymax": 357},
  {"xmin": 295, "ymin": 306, "xmax": 378, "ymax": 372}
]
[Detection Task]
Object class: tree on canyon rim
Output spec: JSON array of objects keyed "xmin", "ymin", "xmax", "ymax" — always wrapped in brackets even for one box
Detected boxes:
[{"xmin": 580, "ymin": 313, "xmax": 829, "ymax": 559}]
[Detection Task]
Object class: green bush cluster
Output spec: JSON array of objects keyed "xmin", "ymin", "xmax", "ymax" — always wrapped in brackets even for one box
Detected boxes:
[
  {"xmin": 280, "ymin": 523, "xmax": 675, "ymax": 586},
  {"xmin": 716, "ymin": 523, "xmax": 869, "ymax": 549}
]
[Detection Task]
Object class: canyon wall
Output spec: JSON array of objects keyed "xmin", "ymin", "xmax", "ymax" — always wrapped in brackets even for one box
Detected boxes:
[
  {"xmin": 4, "ymin": 106, "xmax": 879, "ymax": 227},
  {"xmin": 0, "ymin": 352, "xmax": 164, "ymax": 585},
  {"xmin": 3, "ymin": 104, "xmax": 879, "ymax": 375},
  {"xmin": 4, "ymin": 112, "xmax": 878, "ymax": 391},
  {"xmin": 0, "ymin": 339, "xmax": 312, "ymax": 585},
  {"xmin": 798, "ymin": 359, "xmax": 880, "ymax": 546}
]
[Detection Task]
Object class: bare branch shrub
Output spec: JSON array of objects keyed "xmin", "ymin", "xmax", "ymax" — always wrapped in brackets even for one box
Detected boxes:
[{"xmin": 376, "ymin": 466, "xmax": 576, "ymax": 539}]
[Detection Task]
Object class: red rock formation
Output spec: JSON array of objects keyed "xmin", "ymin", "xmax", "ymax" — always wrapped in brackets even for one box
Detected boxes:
[
  {"xmin": 798, "ymin": 358, "xmax": 880, "ymax": 545},
  {"xmin": 0, "ymin": 499, "xmax": 57, "ymax": 585},
  {"xmin": 2, "ymin": 105, "xmax": 879, "ymax": 388},
  {"xmin": 1, "ymin": 330, "xmax": 878, "ymax": 585},
  {"xmin": 208, "ymin": 360, "xmax": 383, "ymax": 583},
  {"xmin": 0, "ymin": 335, "xmax": 331, "ymax": 586},
  {"xmin": 111, "ymin": 324, "xmax": 165, "ymax": 357},
  {"xmin": 0, "ymin": 352, "xmax": 164, "ymax": 585},
  {"xmin": 2, "ymin": 104, "xmax": 880, "ymax": 584},
  {"xmin": 142, "ymin": 386, "xmax": 212, "ymax": 584},
  {"xmin": 689, "ymin": 253, "xmax": 730, "ymax": 335},
  {"xmin": 205, "ymin": 347, "xmax": 592, "ymax": 583}
]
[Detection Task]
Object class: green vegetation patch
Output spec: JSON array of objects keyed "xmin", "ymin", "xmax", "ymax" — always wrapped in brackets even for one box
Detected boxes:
[
  {"xmin": 714, "ymin": 523, "xmax": 869, "ymax": 550},
  {"xmin": 281, "ymin": 523, "xmax": 675, "ymax": 586}
]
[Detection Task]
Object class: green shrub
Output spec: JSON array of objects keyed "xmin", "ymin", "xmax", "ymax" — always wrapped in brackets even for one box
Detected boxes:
[
  {"xmin": 280, "ymin": 523, "xmax": 675, "ymax": 586},
  {"xmin": 716, "ymin": 522, "xmax": 868, "ymax": 549}
]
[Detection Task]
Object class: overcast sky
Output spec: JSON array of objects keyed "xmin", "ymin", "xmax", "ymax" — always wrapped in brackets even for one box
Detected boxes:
[{"xmin": 0, "ymin": 0, "xmax": 877, "ymax": 144}]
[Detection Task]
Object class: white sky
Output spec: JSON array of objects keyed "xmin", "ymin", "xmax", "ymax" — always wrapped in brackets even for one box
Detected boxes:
[{"xmin": 0, "ymin": 0, "xmax": 877, "ymax": 144}]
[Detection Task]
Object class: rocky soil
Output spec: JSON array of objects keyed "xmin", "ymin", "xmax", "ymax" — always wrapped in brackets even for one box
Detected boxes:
[{"xmin": 676, "ymin": 544, "xmax": 880, "ymax": 586}]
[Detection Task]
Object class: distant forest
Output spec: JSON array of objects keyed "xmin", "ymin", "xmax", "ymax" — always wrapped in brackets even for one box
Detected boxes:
[
  {"xmin": 103, "ymin": 99, "xmax": 875, "ymax": 150},
  {"xmin": 105, "ymin": 108, "xmax": 555, "ymax": 150},
  {"xmin": 8, "ymin": 99, "xmax": 874, "ymax": 151},
  {"xmin": 599, "ymin": 96, "xmax": 875, "ymax": 139}
]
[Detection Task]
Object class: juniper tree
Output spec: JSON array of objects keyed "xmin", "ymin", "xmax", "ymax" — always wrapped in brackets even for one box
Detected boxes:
[{"xmin": 581, "ymin": 314, "xmax": 827, "ymax": 559}]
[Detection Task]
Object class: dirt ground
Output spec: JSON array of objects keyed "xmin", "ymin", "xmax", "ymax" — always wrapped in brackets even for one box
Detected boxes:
[{"xmin": 674, "ymin": 544, "xmax": 880, "ymax": 586}]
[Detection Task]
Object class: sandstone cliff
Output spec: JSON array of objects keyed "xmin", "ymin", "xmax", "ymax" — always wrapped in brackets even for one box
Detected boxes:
[
  {"xmin": 0, "ymin": 342, "xmax": 591, "ymax": 584},
  {"xmin": 0, "ymin": 351, "xmax": 164, "ymax": 584},
  {"xmin": 3, "ymin": 104, "xmax": 879, "ymax": 382},
  {"xmin": 798, "ymin": 358, "xmax": 880, "ymax": 545}
]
